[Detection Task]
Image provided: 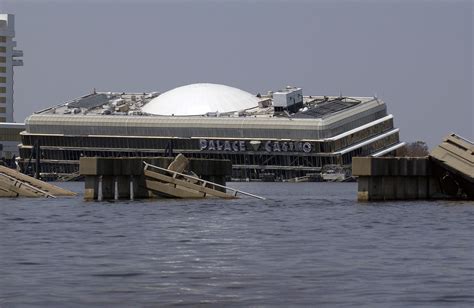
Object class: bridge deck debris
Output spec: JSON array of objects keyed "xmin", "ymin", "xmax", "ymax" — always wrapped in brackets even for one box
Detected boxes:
[
  {"xmin": 0, "ymin": 166, "xmax": 77, "ymax": 198},
  {"xmin": 430, "ymin": 133, "xmax": 473, "ymax": 198},
  {"xmin": 144, "ymin": 160, "xmax": 265, "ymax": 200}
]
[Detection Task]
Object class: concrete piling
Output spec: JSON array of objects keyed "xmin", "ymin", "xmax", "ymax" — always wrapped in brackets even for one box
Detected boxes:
[
  {"xmin": 353, "ymin": 157, "xmax": 439, "ymax": 201},
  {"xmin": 129, "ymin": 175, "xmax": 134, "ymax": 201},
  {"xmin": 353, "ymin": 156, "xmax": 472, "ymax": 201}
]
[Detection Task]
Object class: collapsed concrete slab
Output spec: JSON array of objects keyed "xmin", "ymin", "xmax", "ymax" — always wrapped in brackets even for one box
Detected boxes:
[
  {"xmin": 430, "ymin": 134, "xmax": 474, "ymax": 198},
  {"xmin": 0, "ymin": 165, "xmax": 77, "ymax": 198}
]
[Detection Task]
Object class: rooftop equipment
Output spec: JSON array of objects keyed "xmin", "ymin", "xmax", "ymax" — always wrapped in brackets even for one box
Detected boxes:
[{"xmin": 272, "ymin": 87, "xmax": 303, "ymax": 113}]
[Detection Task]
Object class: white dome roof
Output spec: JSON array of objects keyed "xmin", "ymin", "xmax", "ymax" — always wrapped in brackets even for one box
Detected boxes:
[{"xmin": 142, "ymin": 83, "xmax": 260, "ymax": 116}]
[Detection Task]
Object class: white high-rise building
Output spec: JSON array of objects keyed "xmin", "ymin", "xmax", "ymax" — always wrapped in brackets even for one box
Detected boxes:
[{"xmin": 0, "ymin": 14, "xmax": 23, "ymax": 123}]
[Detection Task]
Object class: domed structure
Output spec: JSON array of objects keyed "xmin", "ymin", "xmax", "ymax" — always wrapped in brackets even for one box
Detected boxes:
[{"xmin": 142, "ymin": 83, "xmax": 260, "ymax": 116}]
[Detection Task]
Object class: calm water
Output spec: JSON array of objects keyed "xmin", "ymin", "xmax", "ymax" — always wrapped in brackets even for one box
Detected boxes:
[{"xmin": 1, "ymin": 182, "xmax": 473, "ymax": 307}]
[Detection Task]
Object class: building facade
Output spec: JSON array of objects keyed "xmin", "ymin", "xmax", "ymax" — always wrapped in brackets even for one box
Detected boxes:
[
  {"xmin": 0, "ymin": 122, "xmax": 23, "ymax": 161},
  {"xmin": 18, "ymin": 84, "xmax": 405, "ymax": 180},
  {"xmin": 0, "ymin": 14, "xmax": 23, "ymax": 123}
]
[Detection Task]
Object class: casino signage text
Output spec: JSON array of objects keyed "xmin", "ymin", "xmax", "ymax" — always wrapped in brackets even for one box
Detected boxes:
[{"xmin": 199, "ymin": 139, "xmax": 312, "ymax": 153}]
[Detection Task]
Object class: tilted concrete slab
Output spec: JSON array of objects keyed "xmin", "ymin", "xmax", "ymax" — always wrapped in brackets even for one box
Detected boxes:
[
  {"xmin": 167, "ymin": 153, "xmax": 189, "ymax": 173},
  {"xmin": 430, "ymin": 133, "xmax": 474, "ymax": 182},
  {"xmin": 429, "ymin": 133, "xmax": 474, "ymax": 198},
  {"xmin": 0, "ymin": 165, "xmax": 77, "ymax": 198}
]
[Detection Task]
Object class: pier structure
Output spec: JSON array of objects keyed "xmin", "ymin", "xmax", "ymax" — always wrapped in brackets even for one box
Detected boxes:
[
  {"xmin": 80, "ymin": 156, "xmax": 233, "ymax": 200},
  {"xmin": 353, "ymin": 156, "xmax": 441, "ymax": 201},
  {"xmin": 353, "ymin": 134, "xmax": 473, "ymax": 201}
]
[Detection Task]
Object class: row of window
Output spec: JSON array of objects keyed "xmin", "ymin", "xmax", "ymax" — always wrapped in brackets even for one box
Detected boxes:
[
  {"xmin": 0, "ymin": 117, "xmax": 6, "ymax": 122},
  {"xmin": 327, "ymin": 110, "xmax": 387, "ymax": 137},
  {"xmin": 0, "ymin": 36, "xmax": 6, "ymax": 43},
  {"xmin": 20, "ymin": 144, "xmax": 346, "ymax": 166},
  {"xmin": 17, "ymin": 159, "xmax": 324, "ymax": 181},
  {"xmin": 20, "ymin": 147, "xmax": 327, "ymax": 165},
  {"xmin": 18, "ymin": 136, "xmax": 400, "ymax": 179},
  {"xmin": 20, "ymin": 119, "xmax": 393, "ymax": 154},
  {"xmin": 19, "ymin": 133, "xmax": 399, "ymax": 170},
  {"xmin": 319, "ymin": 119, "xmax": 393, "ymax": 153},
  {"xmin": 0, "ymin": 133, "xmax": 21, "ymax": 141},
  {"xmin": 339, "ymin": 134, "xmax": 399, "ymax": 165},
  {"xmin": 0, "ymin": 107, "xmax": 6, "ymax": 113}
]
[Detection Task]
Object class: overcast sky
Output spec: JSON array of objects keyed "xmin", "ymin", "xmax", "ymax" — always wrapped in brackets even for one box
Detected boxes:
[{"xmin": 1, "ymin": 0, "xmax": 472, "ymax": 147}]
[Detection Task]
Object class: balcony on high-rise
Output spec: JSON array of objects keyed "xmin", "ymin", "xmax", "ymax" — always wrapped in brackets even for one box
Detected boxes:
[{"xmin": 13, "ymin": 49, "xmax": 23, "ymax": 57}]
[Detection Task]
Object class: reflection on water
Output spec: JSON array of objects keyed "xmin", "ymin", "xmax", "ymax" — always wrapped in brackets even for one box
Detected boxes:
[{"xmin": 1, "ymin": 182, "xmax": 473, "ymax": 306}]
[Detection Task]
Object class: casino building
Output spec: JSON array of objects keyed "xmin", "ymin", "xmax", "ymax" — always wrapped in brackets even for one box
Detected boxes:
[{"xmin": 19, "ymin": 83, "xmax": 404, "ymax": 180}]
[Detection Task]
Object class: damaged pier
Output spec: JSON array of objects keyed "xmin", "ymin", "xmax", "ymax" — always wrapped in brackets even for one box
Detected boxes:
[
  {"xmin": 79, "ymin": 155, "xmax": 256, "ymax": 201},
  {"xmin": 353, "ymin": 134, "xmax": 473, "ymax": 201}
]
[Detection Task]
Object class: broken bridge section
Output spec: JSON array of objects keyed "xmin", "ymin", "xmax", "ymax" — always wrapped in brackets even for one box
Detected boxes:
[
  {"xmin": 430, "ymin": 134, "xmax": 474, "ymax": 199},
  {"xmin": 0, "ymin": 165, "xmax": 76, "ymax": 198}
]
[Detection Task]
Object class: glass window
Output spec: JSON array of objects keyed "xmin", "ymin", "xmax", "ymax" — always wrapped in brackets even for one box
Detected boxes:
[
  {"xmin": 0, "ymin": 57, "xmax": 5, "ymax": 63},
  {"xmin": 0, "ymin": 36, "xmax": 6, "ymax": 43},
  {"xmin": 0, "ymin": 67, "xmax": 5, "ymax": 73},
  {"xmin": 0, "ymin": 77, "xmax": 6, "ymax": 83},
  {"xmin": 0, "ymin": 87, "xmax": 5, "ymax": 93},
  {"xmin": 0, "ymin": 47, "xmax": 5, "ymax": 53}
]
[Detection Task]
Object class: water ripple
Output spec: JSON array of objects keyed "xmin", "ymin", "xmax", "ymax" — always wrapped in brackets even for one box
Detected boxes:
[{"xmin": 1, "ymin": 182, "xmax": 473, "ymax": 306}]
